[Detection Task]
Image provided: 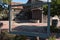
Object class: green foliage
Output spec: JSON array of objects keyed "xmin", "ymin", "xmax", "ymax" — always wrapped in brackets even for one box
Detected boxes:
[
  {"xmin": 43, "ymin": 0, "xmax": 60, "ymax": 16},
  {"xmin": 0, "ymin": 30, "xmax": 27, "ymax": 40},
  {"xmin": 0, "ymin": 6, "xmax": 3, "ymax": 11},
  {"xmin": 3, "ymin": 0, "xmax": 11, "ymax": 4},
  {"xmin": 0, "ymin": 10, "xmax": 9, "ymax": 20},
  {"xmin": 0, "ymin": 0, "xmax": 11, "ymax": 20},
  {"xmin": 56, "ymin": 0, "xmax": 60, "ymax": 4},
  {"xmin": 14, "ymin": 35, "xmax": 27, "ymax": 40},
  {"xmin": 48, "ymin": 36, "xmax": 56, "ymax": 40},
  {"xmin": 50, "ymin": 26, "xmax": 60, "ymax": 33}
]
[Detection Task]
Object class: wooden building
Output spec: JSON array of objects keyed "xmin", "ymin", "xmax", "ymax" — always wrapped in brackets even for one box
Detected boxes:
[{"xmin": 32, "ymin": 8, "xmax": 43, "ymax": 23}]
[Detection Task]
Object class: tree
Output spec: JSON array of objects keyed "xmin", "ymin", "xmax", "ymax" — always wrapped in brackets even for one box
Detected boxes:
[
  {"xmin": 0, "ymin": 0, "xmax": 11, "ymax": 20},
  {"xmin": 3, "ymin": 0, "xmax": 11, "ymax": 4},
  {"xmin": 43, "ymin": 0, "xmax": 60, "ymax": 16}
]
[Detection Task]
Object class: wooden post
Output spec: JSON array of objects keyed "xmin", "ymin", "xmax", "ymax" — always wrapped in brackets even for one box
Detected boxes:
[
  {"xmin": 0, "ymin": 22, "xmax": 3, "ymax": 34},
  {"xmin": 42, "ymin": 12, "xmax": 43, "ymax": 23},
  {"xmin": 37, "ymin": 20, "xmax": 40, "ymax": 23},
  {"xmin": 0, "ymin": 27, "xmax": 1, "ymax": 34}
]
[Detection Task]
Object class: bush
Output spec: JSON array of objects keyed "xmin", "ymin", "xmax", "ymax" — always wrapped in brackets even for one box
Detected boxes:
[
  {"xmin": 0, "ymin": 30, "xmax": 27, "ymax": 40},
  {"xmin": 0, "ymin": 10, "xmax": 9, "ymax": 20},
  {"xmin": 48, "ymin": 36, "xmax": 56, "ymax": 40},
  {"xmin": 50, "ymin": 26, "xmax": 60, "ymax": 33}
]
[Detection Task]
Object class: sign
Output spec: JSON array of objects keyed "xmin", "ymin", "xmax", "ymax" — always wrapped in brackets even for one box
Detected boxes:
[{"xmin": 8, "ymin": 0, "xmax": 51, "ymax": 38}]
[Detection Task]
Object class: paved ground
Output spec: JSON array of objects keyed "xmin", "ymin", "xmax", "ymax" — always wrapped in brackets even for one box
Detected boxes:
[
  {"xmin": 0, "ymin": 21, "xmax": 60, "ymax": 33},
  {"xmin": 1, "ymin": 20, "xmax": 60, "ymax": 29},
  {"xmin": 0, "ymin": 21, "xmax": 47, "ymax": 33},
  {"xmin": 1, "ymin": 21, "xmax": 47, "ymax": 29}
]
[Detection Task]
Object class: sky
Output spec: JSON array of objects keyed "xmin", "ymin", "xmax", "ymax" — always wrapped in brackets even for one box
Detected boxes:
[
  {"xmin": 12, "ymin": 0, "xmax": 51, "ymax": 3},
  {"xmin": 12, "ymin": 0, "xmax": 28, "ymax": 3}
]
